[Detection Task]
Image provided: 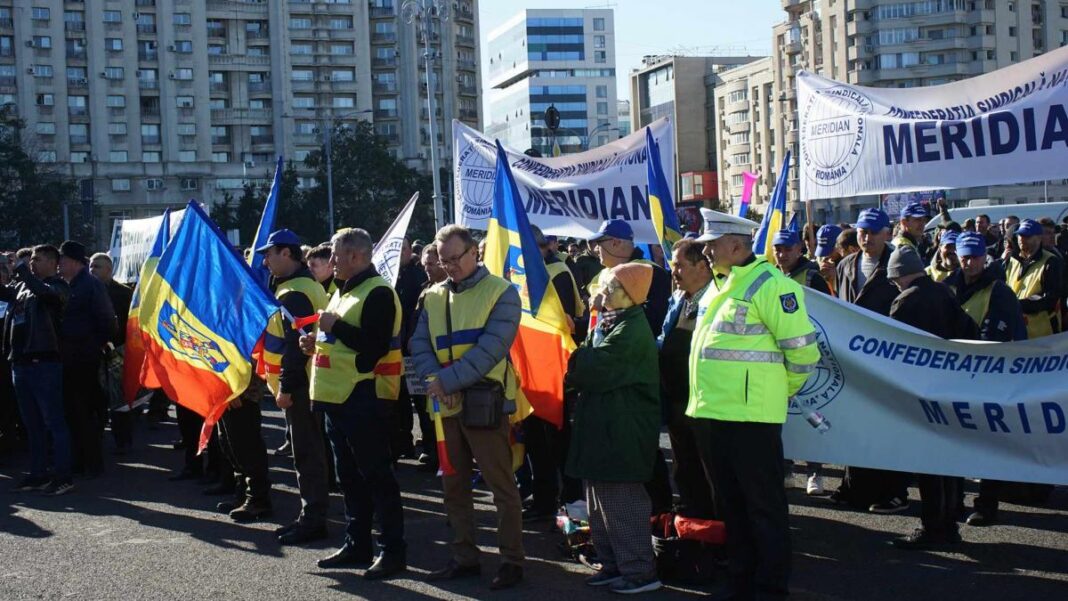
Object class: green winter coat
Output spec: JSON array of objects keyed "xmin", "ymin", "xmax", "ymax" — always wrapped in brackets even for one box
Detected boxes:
[{"xmin": 565, "ymin": 305, "xmax": 661, "ymax": 483}]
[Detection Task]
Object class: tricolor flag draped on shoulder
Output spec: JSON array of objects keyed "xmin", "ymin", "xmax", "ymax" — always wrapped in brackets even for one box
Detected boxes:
[
  {"xmin": 484, "ymin": 140, "xmax": 576, "ymax": 429},
  {"xmin": 122, "ymin": 209, "xmax": 170, "ymax": 403},
  {"xmin": 136, "ymin": 201, "xmax": 281, "ymax": 451}
]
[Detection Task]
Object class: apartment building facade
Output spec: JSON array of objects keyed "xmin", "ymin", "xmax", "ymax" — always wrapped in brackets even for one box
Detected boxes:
[{"xmin": 0, "ymin": 0, "xmax": 480, "ymax": 243}]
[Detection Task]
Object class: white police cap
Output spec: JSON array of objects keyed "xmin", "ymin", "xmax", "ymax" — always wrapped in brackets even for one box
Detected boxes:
[{"xmin": 696, "ymin": 208, "xmax": 759, "ymax": 242}]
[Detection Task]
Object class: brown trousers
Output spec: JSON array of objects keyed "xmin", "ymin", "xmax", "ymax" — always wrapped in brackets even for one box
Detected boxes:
[{"xmin": 441, "ymin": 415, "xmax": 525, "ymax": 566}]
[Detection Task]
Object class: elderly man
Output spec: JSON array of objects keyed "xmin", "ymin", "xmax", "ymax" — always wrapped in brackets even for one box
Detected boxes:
[
  {"xmin": 409, "ymin": 225, "xmax": 525, "ymax": 591},
  {"xmin": 832, "ymin": 208, "xmax": 911, "ymax": 514},
  {"xmin": 88, "ymin": 252, "xmax": 134, "ymax": 451},
  {"xmin": 885, "ymin": 246, "xmax": 976, "ymax": 549},
  {"xmin": 568, "ymin": 262, "xmax": 662, "ymax": 594},
  {"xmin": 1006, "ymin": 219, "xmax": 1064, "ymax": 339},
  {"xmin": 688, "ymin": 209, "xmax": 819, "ymax": 601},
  {"xmin": 301, "ymin": 228, "xmax": 407, "ymax": 580}
]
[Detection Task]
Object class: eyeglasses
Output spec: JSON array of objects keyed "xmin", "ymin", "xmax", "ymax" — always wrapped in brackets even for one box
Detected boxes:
[{"xmin": 439, "ymin": 245, "xmax": 474, "ymax": 268}]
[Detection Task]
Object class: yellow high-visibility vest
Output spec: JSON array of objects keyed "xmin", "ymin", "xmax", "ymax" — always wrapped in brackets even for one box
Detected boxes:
[{"xmin": 261, "ymin": 276, "xmax": 328, "ymax": 396}]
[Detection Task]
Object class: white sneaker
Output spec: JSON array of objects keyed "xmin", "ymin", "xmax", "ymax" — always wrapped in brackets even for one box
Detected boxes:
[{"xmin": 806, "ymin": 474, "xmax": 826, "ymax": 496}]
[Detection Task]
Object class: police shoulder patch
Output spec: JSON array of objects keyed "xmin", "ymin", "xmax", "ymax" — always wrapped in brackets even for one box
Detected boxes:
[{"xmin": 780, "ymin": 292, "xmax": 799, "ymax": 314}]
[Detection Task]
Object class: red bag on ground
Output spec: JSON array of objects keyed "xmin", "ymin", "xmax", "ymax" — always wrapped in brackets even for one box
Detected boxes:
[{"xmin": 674, "ymin": 515, "xmax": 727, "ymax": 545}]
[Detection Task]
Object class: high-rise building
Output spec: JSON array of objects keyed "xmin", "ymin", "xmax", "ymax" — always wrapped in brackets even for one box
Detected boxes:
[
  {"xmin": 711, "ymin": 57, "xmax": 776, "ymax": 215},
  {"xmin": 771, "ymin": 0, "xmax": 1068, "ymax": 222},
  {"xmin": 0, "ymin": 0, "xmax": 481, "ymax": 243},
  {"xmin": 485, "ymin": 8, "xmax": 617, "ymax": 156},
  {"xmin": 629, "ymin": 54, "xmax": 760, "ymax": 208},
  {"xmin": 616, "ymin": 98, "xmax": 631, "ymax": 138}
]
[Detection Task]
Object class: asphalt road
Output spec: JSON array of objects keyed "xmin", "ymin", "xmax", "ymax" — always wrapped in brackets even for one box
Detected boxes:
[{"xmin": 1, "ymin": 404, "xmax": 1066, "ymax": 601}]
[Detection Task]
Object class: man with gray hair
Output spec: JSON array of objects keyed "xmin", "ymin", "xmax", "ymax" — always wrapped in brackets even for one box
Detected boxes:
[{"xmin": 299, "ymin": 227, "xmax": 407, "ymax": 579}]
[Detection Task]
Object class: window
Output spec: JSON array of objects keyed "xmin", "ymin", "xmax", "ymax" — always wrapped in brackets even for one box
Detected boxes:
[
  {"xmin": 69, "ymin": 151, "xmax": 88, "ymax": 163},
  {"xmin": 104, "ymin": 67, "xmax": 124, "ymax": 80},
  {"xmin": 289, "ymin": 17, "xmax": 312, "ymax": 29},
  {"xmin": 174, "ymin": 40, "xmax": 193, "ymax": 53},
  {"xmin": 593, "ymin": 17, "xmax": 605, "ymax": 31},
  {"xmin": 38, "ymin": 151, "xmax": 57, "ymax": 163},
  {"xmin": 333, "ymin": 96, "xmax": 354, "ymax": 108},
  {"xmin": 332, "ymin": 69, "xmax": 354, "ymax": 81},
  {"xmin": 293, "ymin": 96, "xmax": 315, "ymax": 108},
  {"xmin": 109, "ymin": 150, "xmax": 128, "ymax": 162},
  {"xmin": 69, "ymin": 123, "xmax": 88, "ymax": 144},
  {"xmin": 1009, "ymin": 26, "xmax": 1017, "ymax": 37},
  {"xmin": 295, "ymin": 121, "xmax": 317, "ymax": 135},
  {"xmin": 210, "ymin": 125, "xmax": 229, "ymax": 143},
  {"xmin": 33, "ymin": 35, "xmax": 51, "ymax": 49},
  {"xmin": 594, "ymin": 51, "xmax": 606, "ymax": 63},
  {"xmin": 111, "ymin": 179, "xmax": 131, "ymax": 192},
  {"xmin": 32, "ymin": 7, "xmax": 50, "ymax": 21},
  {"xmin": 180, "ymin": 178, "xmax": 199, "ymax": 191},
  {"xmin": 145, "ymin": 178, "xmax": 164, "ymax": 190},
  {"xmin": 292, "ymin": 69, "xmax": 314, "ymax": 82},
  {"xmin": 103, "ymin": 10, "xmax": 121, "ymax": 24},
  {"xmin": 594, "ymin": 35, "xmax": 605, "ymax": 49},
  {"xmin": 142, "ymin": 151, "xmax": 161, "ymax": 162},
  {"xmin": 207, "ymin": 44, "xmax": 225, "ymax": 56},
  {"xmin": 141, "ymin": 124, "xmax": 160, "ymax": 144},
  {"xmin": 330, "ymin": 43, "xmax": 354, "ymax": 55},
  {"xmin": 596, "ymin": 85, "xmax": 608, "ymax": 98},
  {"xmin": 106, "ymin": 95, "xmax": 126, "ymax": 108},
  {"xmin": 173, "ymin": 68, "xmax": 193, "ymax": 80},
  {"xmin": 330, "ymin": 17, "xmax": 353, "ymax": 29},
  {"xmin": 179, "ymin": 150, "xmax": 196, "ymax": 163},
  {"xmin": 36, "ymin": 122, "xmax": 56, "ymax": 135},
  {"xmin": 173, "ymin": 13, "xmax": 191, "ymax": 26},
  {"xmin": 36, "ymin": 93, "xmax": 55, "ymax": 106},
  {"xmin": 291, "ymin": 43, "xmax": 312, "ymax": 55},
  {"xmin": 597, "ymin": 101, "xmax": 608, "ymax": 114},
  {"xmin": 212, "ymin": 152, "xmax": 230, "ymax": 163},
  {"xmin": 108, "ymin": 122, "xmax": 127, "ymax": 135},
  {"xmin": 32, "ymin": 64, "xmax": 53, "ymax": 77},
  {"xmin": 176, "ymin": 96, "xmax": 194, "ymax": 108},
  {"xmin": 249, "ymin": 99, "xmax": 268, "ymax": 110},
  {"xmin": 176, "ymin": 123, "xmax": 196, "ymax": 136}
]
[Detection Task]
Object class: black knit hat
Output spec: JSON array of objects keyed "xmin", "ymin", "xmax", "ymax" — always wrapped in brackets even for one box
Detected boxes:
[{"xmin": 59, "ymin": 240, "xmax": 88, "ymax": 264}]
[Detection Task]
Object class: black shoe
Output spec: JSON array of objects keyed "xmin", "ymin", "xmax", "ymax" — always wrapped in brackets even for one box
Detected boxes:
[
  {"xmin": 490, "ymin": 563, "xmax": 523, "ymax": 590},
  {"xmin": 364, "ymin": 554, "xmax": 407, "ymax": 580},
  {"xmin": 522, "ymin": 506, "xmax": 555, "ymax": 523},
  {"xmin": 317, "ymin": 544, "xmax": 373, "ymax": 569},
  {"xmin": 229, "ymin": 500, "xmax": 273, "ymax": 523},
  {"xmin": 14, "ymin": 475, "xmax": 51, "ymax": 492},
  {"xmin": 278, "ymin": 525, "xmax": 328, "ymax": 546},
  {"xmin": 40, "ymin": 478, "xmax": 75, "ymax": 496},
  {"xmin": 216, "ymin": 500, "xmax": 240, "ymax": 513},
  {"xmin": 275, "ymin": 521, "xmax": 300, "ymax": 536},
  {"xmin": 274, "ymin": 441, "xmax": 292, "ymax": 457},
  {"xmin": 892, "ymin": 528, "xmax": 961, "ymax": 550},
  {"xmin": 426, "ymin": 560, "xmax": 481, "ymax": 581},
  {"xmin": 203, "ymin": 482, "xmax": 236, "ymax": 496},
  {"xmin": 966, "ymin": 511, "xmax": 997, "ymax": 527}
]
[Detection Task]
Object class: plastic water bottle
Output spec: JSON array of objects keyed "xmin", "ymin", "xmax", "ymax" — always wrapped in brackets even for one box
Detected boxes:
[{"xmin": 805, "ymin": 411, "xmax": 831, "ymax": 433}]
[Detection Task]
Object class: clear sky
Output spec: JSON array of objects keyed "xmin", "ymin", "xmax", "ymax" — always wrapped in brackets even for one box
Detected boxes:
[{"xmin": 478, "ymin": 0, "xmax": 786, "ymax": 115}]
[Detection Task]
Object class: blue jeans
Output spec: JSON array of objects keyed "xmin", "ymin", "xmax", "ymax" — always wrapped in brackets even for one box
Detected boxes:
[{"xmin": 13, "ymin": 361, "xmax": 71, "ymax": 479}]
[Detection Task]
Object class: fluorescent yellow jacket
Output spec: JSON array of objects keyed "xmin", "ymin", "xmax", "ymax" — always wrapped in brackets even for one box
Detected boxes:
[
  {"xmin": 546, "ymin": 260, "xmax": 585, "ymax": 319},
  {"xmin": 422, "ymin": 274, "xmax": 519, "ymax": 418},
  {"xmin": 261, "ymin": 275, "xmax": 328, "ymax": 396},
  {"xmin": 309, "ymin": 275, "xmax": 403, "ymax": 404},
  {"xmin": 687, "ymin": 257, "xmax": 820, "ymax": 424},
  {"xmin": 1006, "ymin": 250, "xmax": 1060, "ymax": 339}
]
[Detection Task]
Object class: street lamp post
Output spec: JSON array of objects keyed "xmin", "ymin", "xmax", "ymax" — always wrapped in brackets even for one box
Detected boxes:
[
  {"xmin": 584, "ymin": 121, "xmax": 619, "ymax": 150},
  {"xmin": 402, "ymin": 0, "xmax": 449, "ymax": 231}
]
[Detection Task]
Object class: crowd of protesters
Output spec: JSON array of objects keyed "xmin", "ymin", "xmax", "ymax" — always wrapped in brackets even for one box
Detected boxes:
[{"xmin": 1, "ymin": 198, "xmax": 1065, "ymax": 598}]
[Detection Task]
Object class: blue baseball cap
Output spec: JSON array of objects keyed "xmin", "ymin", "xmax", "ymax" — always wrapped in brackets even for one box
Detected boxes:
[
  {"xmin": 772, "ymin": 229, "xmax": 801, "ymax": 247},
  {"xmin": 589, "ymin": 219, "xmax": 634, "ymax": 242},
  {"xmin": 900, "ymin": 202, "xmax": 929, "ymax": 220},
  {"xmin": 254, "ymin": 228, "xmax": 301, "ymax": 252},
  {"xmin": 939, "ymin": 232, "xmax": 959, "ymax": 247},
  {"xmin": 856, "ymin": 208, "xmax": 891, "ymax": 232},
  {"xmin": 955, "ymin": 232, "xmax": 986, "ymax": 257},
  {"xmin": 815, "ymin": 225, "xmax": 843, "ymax": 257},
  {"xmin": 1016, "ymin": 219, "xmax": 1043, "ymax": 237}
]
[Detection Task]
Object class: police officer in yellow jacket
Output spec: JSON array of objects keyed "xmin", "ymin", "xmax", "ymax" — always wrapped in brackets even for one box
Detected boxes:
[
  {"xmin": 1006, "ymin": 219, "xmax": 1064, "ymax": 339},
  {"xmin": 258, "ymin": 229, "xmax": 331, "ymax": 545},
  {"xmin": 299, "ymin": 227, "xmax": 406, "ymax": 580},
  {"xmin": 688, "ymin": 209, "xmax": 820, "ymax": 601}
]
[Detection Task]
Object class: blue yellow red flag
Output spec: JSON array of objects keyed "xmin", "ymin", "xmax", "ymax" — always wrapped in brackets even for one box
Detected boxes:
[
  {"xmin": 753, "ymin": 150, "xmax": 792, "ymax": 261},
  {"xmin": 646, "ymin": 126, "xmax": 683, "ymax": 250},
  {"xmin": 138, "ymin": 201, "xmax": 280, "ymax": 451},
  {"xmin": 484, "ymin": 140, "xmax": 576, "ymax": 429},
  {"xmin": 123, "ymin": 209, "xmax": 170, "ymax": 403},
  {"xmin": 248, "ymin": 155, "xmax": 283, "ymax": 287}
]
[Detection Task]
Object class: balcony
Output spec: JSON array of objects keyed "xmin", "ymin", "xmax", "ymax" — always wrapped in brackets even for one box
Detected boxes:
[
  {"xmin": 142, "ymin": 135, "xmax": 161, "ymax": 145},
  {"xmin": 370, "ymin": 6, "xmax": 395, "ymax": 17},
  {"xmin": 138, "ymin": 79, "xmax": 159, "ymax": 89},
  {"xmin": 373, "ymin": 82, "xmax": 397, "ymax": 93},
  {"xmin": 69, "ymin": 106, "xmax": 89, "ymax": 117},
  {"xmin": 250, "ymin": 134, "xmax": 273, "ymax": 145},
  {"xmin": 377, "ymin": 132, "xmax": 399, "ymax": 144},
  {"xmin": 210, "ymin": 81, "xmax": 228, "ymax": 93},
  {"xmin": 136, "ymin": 24, "xmax": 158, "ymax": 34},
  {"xmin": 67, "ymin": 49, "xmax": 86, "ymax": 60},
  {"xmin": 207, "ymin": 26, "xmax": 227, "ymax": 38},
  {"xmin": 372, "ymin": 56, "xmax": 397, "ymax": 68},
  {"xmin": 210, "ymin": 136, "xmax": 231, "ymax": 145},
  {"xmin": 64, "ymin": 21, "xmax": 85, "ymax": 32},
  {"xmin": 456, "ymin": 34, "xmax": 475, "ymax": 46},
  {"xmin": 371, "ymin": 32, "xmax": 397, "ymax": 43},
  {"xmin": 209, "ymin": 54, "xmax": 271, "ymax": 67},
  {"xmin": 457, "ymin": 59, "xmax": 476, "ymax": 70},
  {"xmin": 141, "ymin": 107, "xmax": 161, "ymax": 117},
  {"xmin": 68, "ymin": 77, "xmax": 88, "ymax": 88},
  {"xmin": 210, "ymin": 107, "xmax": 272, "ymax": 124},
  {"xmin": 459, "ymin": 108, "xmax": 477, "ymax": 121},
  {"xmin": 1, "ymin": 47, "xmax": 14, "ymax": 57},
  {"xmin": 374, "ymin": 108, "xmax": 398, "ymax": 119},
  {"xmin": 0, "ymin": 75, "xmax": 16, "ymax": 87},
  {"xmin": 458, "ymin": 84, "xmax": 476, "ymax": 96},
  {"xmin": 248, "ymin": 80, "xmax": 272, "ymax": 93},
  {"xmin": 70, "ymin": 135, "xmax": 89, "ymax": 145},
  {"xmin": 136, "ymin": 0, "xmax": 157, "ymax": 6},
  {"xmin": 139, "ymin": 50, "xmax": 159, "ymax": 61},
  {"xmin": 292, "ymin": 133, "xmax": 319, "ymax": 146},
  {"xmin": 785, "ymin": 38, "xmax": 801, "ymax": 54},
  {"xmin": 246, "ymin": 29, "xmax": 269, "ymax": 40}
]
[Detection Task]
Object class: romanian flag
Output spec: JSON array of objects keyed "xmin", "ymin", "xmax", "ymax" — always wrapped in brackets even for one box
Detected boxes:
[
  {"xmin": 753, "ymin": 150, "xmax": 792, "ymax": 261},
  {"xmin": 646, "ymin": 127, "xmax": 683, "ymax": 251},
  {"xmin": 248, "ymin": 155, "xmax": 283, "ymax": 287},
  {"xmin": 122, "ymin": 210, "xmax": 171, "ymax": 403},
  {"xmin": 484, "ymin": 140, "xmax": 576, "ymax": 429},
  {"xmin": 137, "ymin": 201, "xmax": 280, "ymax": 451}
]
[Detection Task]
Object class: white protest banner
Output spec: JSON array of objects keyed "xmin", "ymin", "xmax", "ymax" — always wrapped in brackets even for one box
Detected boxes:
[
  {"xmin": 372, "ymin": 192, "xmax": 419, "ymax": 287},
  {"xmin": 784, "ymin": 291, "xmax": 1068, "ymax": 485},
  {"xmin": 110, "ymin": 209, "xmax": 185, "ymax": 284},
  {"xmin": 798, "ymin": 45, "xmax": 1068, "ymax": 201},
  {"xmin": 452, "ymin": 118, "xmax": 676, "ymax": 243}
]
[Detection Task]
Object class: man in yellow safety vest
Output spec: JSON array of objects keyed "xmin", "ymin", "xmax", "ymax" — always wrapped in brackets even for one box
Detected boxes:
[{"xmin": 1005, "ymin": 219, "xmax": 1064, "ymax": 340}]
